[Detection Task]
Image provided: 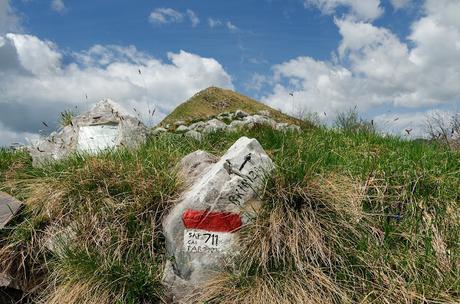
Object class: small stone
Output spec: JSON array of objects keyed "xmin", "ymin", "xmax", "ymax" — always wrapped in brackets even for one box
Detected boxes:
[
  {"xmin": 174, "ymin": 120, "xmax": 186, "ymax": 127},
  {"xmin": 202, "ymin": 119, "xmax": 227, "ymax": 133},
  {"xmin": 228, "ymin": 120, "xmax": 252, "ymax": 131},
  {"xmin": 0, "ymin": 192, "xmax": 23, "ymax": 229},
  {"xmin": 234, "ymin": 109, "xmax": 249, "ymax": 118},
  {"xmin": 185, "ymin": 130, "xmax": 202, "ymax": 141},
  {"xmin": 243, "ymin": 115, "xmax": 276, "ymax": 127},
  {"xmin": 176, "ymin": 125, "xmax": 190, "ymax": 133},
  {"xmin": 188, "ymin": 121, "xmax": 206, "ymax": 132},
  {"xmin": 151, "ymin": 127, "xmax": 167, "ymax": 135}
]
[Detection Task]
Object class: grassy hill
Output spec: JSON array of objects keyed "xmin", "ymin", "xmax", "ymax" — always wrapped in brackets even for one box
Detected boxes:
[
  {"xmin": 1, "ymin": 109, "xmax": 460, "ymax": 303},
  {"xmin": 160, "ymin": 86, "xmax": 305, "ymax": 127}
]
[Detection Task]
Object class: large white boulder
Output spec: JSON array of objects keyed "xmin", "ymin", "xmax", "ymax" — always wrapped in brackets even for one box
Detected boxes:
[
  {"xmin": 28, "ymin": 99, "xmax": 147, "ymax": 166},
  {"xmin": 163, "ymin": 137, "xmax": 274, "ymax": 297}
]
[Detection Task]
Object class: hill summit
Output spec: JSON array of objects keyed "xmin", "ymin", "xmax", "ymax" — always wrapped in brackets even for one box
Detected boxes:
[{"xmin": 160, "ymin": 87, "xmax": 302, "ymax": 126}]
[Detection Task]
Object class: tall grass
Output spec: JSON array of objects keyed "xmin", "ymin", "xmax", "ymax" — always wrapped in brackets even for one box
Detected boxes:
[{"xmin": 0, "ymin": 127, "xmax": 459, "ymax": 303}]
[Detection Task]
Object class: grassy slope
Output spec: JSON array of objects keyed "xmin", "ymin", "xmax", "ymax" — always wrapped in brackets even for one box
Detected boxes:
[
  {"xmin": 0, "ymin": 127, "xmax": 459, "ymax": 303},
  {"xmin": 159, "ymin": 86, "xmax": 306, "ymax": 127}
]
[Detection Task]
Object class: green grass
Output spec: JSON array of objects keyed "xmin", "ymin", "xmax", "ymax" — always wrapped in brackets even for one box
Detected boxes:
[{"xmin": 0, "ymin": 127, "xmax": 459, "ymax": 303}]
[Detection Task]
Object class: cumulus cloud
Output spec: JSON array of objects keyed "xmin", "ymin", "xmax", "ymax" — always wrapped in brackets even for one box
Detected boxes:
[
  {"xmin": 304, "ymin": 0, "xmax": 384, "ymax": 21},
  {"xmin": 226, "ymin": 21, "xmax": 238, "ymax": 31},
  {"xmin": 0, "ymin": 0, "xmax": 20, "ymax": 34},
  {"xmin": 50, "ymin": 0, "xmax": 66, "ymax": 13},
  {"xmin": 149, "ymin": 8, "xmax": 183, "ymax": 25},
  {"xmin": 0, "ymin": 33, "xmax": 233, "ymax": 145},
  {"xmin": 208, "ymin": 18, "xmax": 222, "ymax": 28},
  {"xmin": 186, "ymin": 9, "xmax": 200, "ymax": 27},
  {"xmin": 262, "ymin": 1, "xmax": 460, "ymax": 136}
]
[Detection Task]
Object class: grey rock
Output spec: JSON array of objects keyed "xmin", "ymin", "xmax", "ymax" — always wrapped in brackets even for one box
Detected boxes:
[
  {"xmin": 163, "ymin": 137, "xmax": 274, "ymax": 297},
  {"xmin": 176, "ymin": 125, "xmax": 190, "ymax": 133},
  {"xmin": 202, "ymin": 119, "xmax": 227, "ymax": 133},
  {"xmin": 152, "ymin": 127, "xmax": 167, "ymax": 135},
  {"xmin": 177, "ymin": 150, "xmax": 218, "ymax": 186},
  {"xmin": 28, "ymin": 99, "xmax": 147, "ymax": 166},
  {"xmin": 174, "ymin": 121, "xmax": 186, "ymax": 127},
  {"xmin": 243, "ymin": 115, "xmax": 276, "ymax": 127},
  {"xmin": 234, "ymin": 109, "xmax": 249, "ymax": 118},
  {"xmin": 184, "ymin": 130, "xmax": 202, "ymax": 141},
  {"xmin": 0, "ymin": 192, "xmax": 22, "ymax": 229},
  {"xmin": 188, "ymin": 121, "xmax": 206, "ymax": 132},
  {"xmin": 228, "ymin": 120, "xmax": 253, "ymax": 131}
]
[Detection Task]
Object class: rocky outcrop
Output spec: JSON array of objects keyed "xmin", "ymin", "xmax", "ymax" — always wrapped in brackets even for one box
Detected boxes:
[
  {"xmin": 153, "ymin": 109, "xmax": 301, "ymax": 141},
  {"xmin": 163, "ymin": 137, "xmax": 274, "ymax": 301},
  {"xmin": 28, "ymin": 99, "xmax": 147, "ymax": 166}
]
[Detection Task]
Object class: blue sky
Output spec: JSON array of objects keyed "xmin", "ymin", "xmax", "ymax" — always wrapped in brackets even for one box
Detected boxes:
[{"xmin": 0, "ymin": 0, "xmax": 459, "ymax": 145}]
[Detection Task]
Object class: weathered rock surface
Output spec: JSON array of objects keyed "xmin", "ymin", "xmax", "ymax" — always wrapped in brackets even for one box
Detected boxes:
[
  {"xmin": 163, "ymin": 137, "xmax": 274, "ymax": 300},
  {"xmin": 152, "ymin": 127, "xmax": 167, "ymax": 135},
  {"xmin": 202, "ymin": 118, "xmax": 227, "ymax": 133},
  {"xmin": 176, "ymin": 125, "xmax": 190, "ymax": 133},
  {"xmin": 0, "ymin": 192, "xmax": 23, "ymax": 229},
  {"xmin": 28, "ymin": 99, "xmax": 147, "ymax": 166},
  {"xmin": 167, "ymin": 109, "xmax": 302, "ymax": 141},
  {"xmin": 184, "ymin": 130, "xmax": 202, "ymax": 141}
]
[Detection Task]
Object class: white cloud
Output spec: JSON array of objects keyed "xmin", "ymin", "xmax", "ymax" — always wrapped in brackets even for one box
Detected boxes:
[
  {"xmin": 0, "ymin": 0, "xmax": 20, "ymax": 34},
  {"xmin": 0, "ymin": 33, "xmax": 233, "ymax": 146},
  {"xmin": 226, "ymin": 21, "xmax": 238, "ymax": 31},
  {"xmin": 51, "ymin": 0, "xmax": 66, "ymax": 13},
  {"xmin": 304, "ymin": 0, "xmax": 384, "ymax": 21},
  {"xmin": 208, "ymin": 18, "xmax": 222, "ymax": 28},
  {"xmin": 149, "ymin": 8, "xmax": 183, "ymax": 25},
  {"xmin": 390, "ymin": 0, "xmax": 412, "ymax": 10},
  {"xmin": 187, "ymin": 9, "xmax": 200, "ymax": 27},
  {"xmin": 262, "ymin": 2, "xmax": 460, "ymax": 137}
]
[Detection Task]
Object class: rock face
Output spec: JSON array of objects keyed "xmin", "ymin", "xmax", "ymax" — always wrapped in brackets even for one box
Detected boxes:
[
  {"xmin": 28, "ymin": 99, "xmax": 147, "ymax": 166},
  {"xmin": 163, "ymin": 137, "xmax": 274, "ymax": 299}
]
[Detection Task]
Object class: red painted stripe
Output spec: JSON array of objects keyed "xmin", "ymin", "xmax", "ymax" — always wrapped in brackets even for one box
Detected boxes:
[{"xmin": 182, "ymin": 209, "xmax": 242, "ymax": 232}]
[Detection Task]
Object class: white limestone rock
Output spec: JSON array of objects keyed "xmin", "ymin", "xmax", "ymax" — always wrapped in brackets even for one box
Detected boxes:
[
  {"xmin": 28, "ymin": 99, "xmax": 147, "ymax": 167},
  {"xmin": 152, "ymin": 127, "xmax": 167, "ymax": 135},
  {"xmin": 202, "ymin": 119, "xmax": 227, "ymax": 133},
  {"xmin": 185, "ymin": 130, "xmax": 202, "ymax": 141},
  {"xmin": 176, "ymin": 125, "xmax": 190, "ymax": 133},
  {"xmin": 243, "ymin": 115, "xmax": 276, "ymax": 127},
  {"xmin": 163, "ymin": 137, "xmax": 274, "ymax": 298},
  {"xmin": 234, "ymin": 109, "xmax": 249, "ymax": 118},
  {"xmin": 188, "ymin": 121, "xmax": 206, "ymax": 132},
  {"xmin": 228, "ymin": 120, "xmax": 253, "ymax": 131}
]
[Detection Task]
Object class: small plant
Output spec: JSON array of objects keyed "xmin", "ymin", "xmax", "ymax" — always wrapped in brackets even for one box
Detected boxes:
[
  {"xmin": 59, "ymin": 110, "xmax": 76, "ymax": 127},
  {"xmin": 335, "ymin": 107, "xmax": 375, "ymax": 133}
]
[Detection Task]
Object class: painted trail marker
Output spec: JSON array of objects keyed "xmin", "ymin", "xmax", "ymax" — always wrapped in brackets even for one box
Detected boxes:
[
  {"xmin": 182, "ymin": 210, "xmax": 242, "ymax": 253},
  {"xmin": 163, "ymin": 137, "xmax": 274, "ymax": 300}
]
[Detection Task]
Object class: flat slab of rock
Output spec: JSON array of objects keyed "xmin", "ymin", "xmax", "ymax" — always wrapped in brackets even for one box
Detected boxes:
[
  {"xmin": 0, "ymin": 192, "xmax": 23, "ymax": 229},
  {"xmin": 163, "ymin": 137, "xmax": 274, "ymax": 297}
]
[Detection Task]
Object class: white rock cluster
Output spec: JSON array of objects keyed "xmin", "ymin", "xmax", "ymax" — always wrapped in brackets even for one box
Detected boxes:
[{"xmin": 153, "ymin": 109, "xmax": 301, "ymax": 140}]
